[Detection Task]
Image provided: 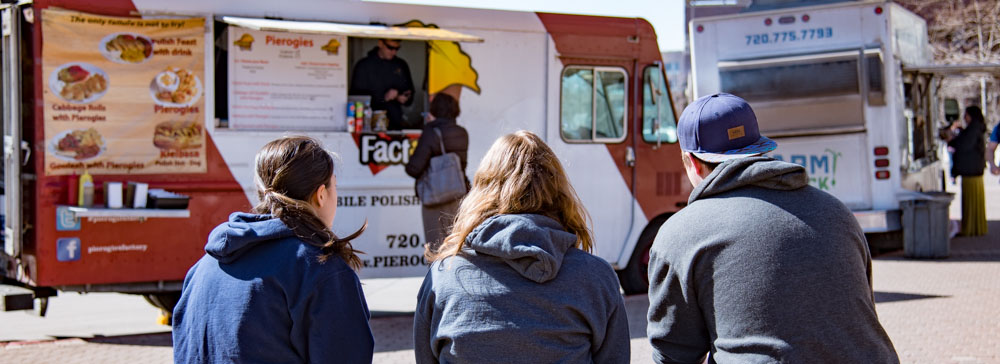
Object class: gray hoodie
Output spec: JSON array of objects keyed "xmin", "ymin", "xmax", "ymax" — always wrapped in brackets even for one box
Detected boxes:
[
  {"xmin": 414, "ymin": 214, "xmax": 630, "ymax": 363},
  {"xmin": 647, "ymin": 157, "xmax": 899, "ymax": 363}
]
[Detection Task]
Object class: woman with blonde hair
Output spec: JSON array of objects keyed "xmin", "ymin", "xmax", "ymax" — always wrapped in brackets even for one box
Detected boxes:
[
  {"xmin": 172, "ymin": 136, "xmax": 374, "ymax": 363},
  {"xmin": 413, "ymin": 131, "xmax": 630, "ymax": 363}
]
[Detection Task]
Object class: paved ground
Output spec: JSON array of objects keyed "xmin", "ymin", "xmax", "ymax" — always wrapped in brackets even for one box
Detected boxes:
[{"xmin": 2, "ymin": 174, "xmax": 998, "ymax": 363}]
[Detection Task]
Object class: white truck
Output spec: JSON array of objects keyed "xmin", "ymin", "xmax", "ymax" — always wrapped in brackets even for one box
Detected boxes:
[{"xmin": 690, "ymin": 0, "xmax": 955, "ymax": 249}]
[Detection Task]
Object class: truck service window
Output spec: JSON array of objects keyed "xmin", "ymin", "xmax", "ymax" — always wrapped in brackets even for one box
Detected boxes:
[
  {"xmin": 642, "ymin": 66, "xmax": 677, "ymax": 144},
  {"xmin": 560, "ymin": 66, "xmax": 627, "ymax": 143},
  {"xmin": 720, "ymin": 53, "xmax": 883, "ymax": 103},
  {"xmin": 717, "ymin": 51, "xmax": 884, "ymax": 135},
  {"xmin": 721, "ymin": 59, "xmax": 859, "ymax": 101}
]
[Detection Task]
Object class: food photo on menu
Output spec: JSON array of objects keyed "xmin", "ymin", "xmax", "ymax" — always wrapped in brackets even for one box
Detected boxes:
[
  {"xmin": 150, "ymin": 66, "xmax": 201, "ymax": 106},
  {"xmin": 101, "ymin": 32, "xmax": 153, "ymax": 64},
  {"xmin": 52, "ymin": 127, "xmax": 105, "ymax": 161},
  {"xmin": 50, "ymin": 62, "xmax": 108, "ymax": 103},
  {"xmin": 153, "ymin": 120, "xmax": 203, "ymax": 150}
]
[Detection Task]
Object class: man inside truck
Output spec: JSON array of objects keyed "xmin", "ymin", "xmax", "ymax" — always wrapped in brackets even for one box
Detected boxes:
[
  {"xmin": 349, "ymin": 38, "xmax": 415, "ymax": 130},
  {"xmin": 646, "ymin": 93, "xmax": 899, "ymax": 363}
]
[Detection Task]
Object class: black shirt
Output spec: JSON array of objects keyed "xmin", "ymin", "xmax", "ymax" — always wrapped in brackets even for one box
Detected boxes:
[{"xmin": 349, "ymin": 48, "xmax": 415, "ymax": 130}]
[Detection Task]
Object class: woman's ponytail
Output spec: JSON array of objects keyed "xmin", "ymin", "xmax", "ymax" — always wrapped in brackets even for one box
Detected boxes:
[{"xmin": 254, "ymin": 137, "xmax": 365, "ymax": 270}]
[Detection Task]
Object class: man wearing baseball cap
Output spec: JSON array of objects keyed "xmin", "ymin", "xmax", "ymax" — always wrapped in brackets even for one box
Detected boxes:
[{"xmin": 646, "ymin": 93, "xmax": 898, "ymax": 363}]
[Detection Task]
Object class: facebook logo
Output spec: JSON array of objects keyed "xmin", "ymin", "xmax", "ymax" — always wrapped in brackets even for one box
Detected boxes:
[{"xmin": 56, "ymin": 238, "xmax": 82, "ymax": 262}]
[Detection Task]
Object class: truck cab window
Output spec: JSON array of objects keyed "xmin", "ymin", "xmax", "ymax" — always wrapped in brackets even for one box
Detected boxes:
[
  {"xmin": 642, "ymin": 66, "xmax": 677, "ymax": 144},
  {"xmin": 560, "ymin": 66, "xmax": 627, "ymax": 143}
]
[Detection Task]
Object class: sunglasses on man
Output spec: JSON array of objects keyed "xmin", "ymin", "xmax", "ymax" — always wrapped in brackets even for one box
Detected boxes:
[{"xmin": 383, "ymin": 43, "xmax": 401, "ymax": 51}]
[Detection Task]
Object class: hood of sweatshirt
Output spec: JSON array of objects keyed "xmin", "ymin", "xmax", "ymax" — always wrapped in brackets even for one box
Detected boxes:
[
  {"xmin": 463, "ymin": 214, "xmax": 577, "ymax": 283},
  {"xmin": 205, "ymin": 212, "xmax": 296, "ymax": 264},
  {"xmin": 690, "ymin": 156, "xmax": 809, "ymax": 204}
]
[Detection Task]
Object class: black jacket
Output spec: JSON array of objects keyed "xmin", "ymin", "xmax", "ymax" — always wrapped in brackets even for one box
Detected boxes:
[
  {"xmin": 949, "ymin": 121, "xmax": 986, "ymax": 177},
  {"xmin": 405, "ymin": 118, "xmax": 469, "ymax": 187},
  {"xmin": 349, "ymin": 48, "xmax": 414, "ymax": 130}
]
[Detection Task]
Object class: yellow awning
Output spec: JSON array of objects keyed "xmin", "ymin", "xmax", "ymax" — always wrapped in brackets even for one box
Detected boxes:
[{"xmin": 219, "ymin": 16, "xmax": 484, "ymax": 43}]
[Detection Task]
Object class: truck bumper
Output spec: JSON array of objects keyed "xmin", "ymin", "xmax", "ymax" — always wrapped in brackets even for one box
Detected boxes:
[{"xmin": 854, "ymin": 209, "xmax": 902, "ymax": 233}]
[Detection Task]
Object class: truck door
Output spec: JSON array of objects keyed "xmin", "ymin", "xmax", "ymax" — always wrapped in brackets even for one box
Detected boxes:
[
  {"xmin": 550, "ymin": 65, "xmax": 637, "ymax": 261},
  {"xmin": 2, "ymin": 4, "xmax": 26, "ymax": 270},
  {"xmin": 901, "ymin": 70, "xmax": 938, "ymax": 185}
]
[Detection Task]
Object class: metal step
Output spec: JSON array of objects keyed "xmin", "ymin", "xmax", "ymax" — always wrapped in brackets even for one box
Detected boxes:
[{"xmin": 0, "ymin": 283, "xmax": 33, "ymax": 311}]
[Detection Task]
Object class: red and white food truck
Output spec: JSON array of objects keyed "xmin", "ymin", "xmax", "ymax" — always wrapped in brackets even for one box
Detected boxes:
[{"xmin": 1, "ymin": 0, "xmax": 688, "ymax": 313}]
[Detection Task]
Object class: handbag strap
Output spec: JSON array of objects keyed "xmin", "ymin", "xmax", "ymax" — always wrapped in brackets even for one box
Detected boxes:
[{"xmin": 433, "ymin": 127, "xmax": 447, "ymax": 155}]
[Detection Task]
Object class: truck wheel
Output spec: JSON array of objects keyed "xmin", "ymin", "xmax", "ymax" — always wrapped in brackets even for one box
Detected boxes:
[
  {"xmin": 144, "ymin": 292, "xmax": 181, "ymax": 324},
  {"xmin": 617, "ymin": 215, "xmax": 668, "ymax": 295}
]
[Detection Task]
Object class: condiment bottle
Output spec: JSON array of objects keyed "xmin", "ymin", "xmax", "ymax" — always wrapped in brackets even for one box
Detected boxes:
[
  {"xmin": 67, "ymin": 172, "xmax": 78, "ymax": 206},
  {"xmin": 79, "ymin": 169, "xmax": 94, "ymax": 208},
  {"xmin": 363, "ymin": 102, "xmax": 372, "ymax": 131}
]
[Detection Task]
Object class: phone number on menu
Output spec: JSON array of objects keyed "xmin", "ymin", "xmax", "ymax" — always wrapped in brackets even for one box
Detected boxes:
[{"xmin": 746, "ymin": 27, "xmax": 833, "ymax": 45}]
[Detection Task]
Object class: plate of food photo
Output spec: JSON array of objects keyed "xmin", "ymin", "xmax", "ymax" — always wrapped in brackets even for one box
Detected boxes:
[
  {"xmin": 49, "ymin": 128, "xmax": 106, "ymax": 162},
  {"xmin": 100, "ymin": 32, "xmax": 154, "ymax": 64},
  {"xmin": 149, "ymin": 66, "xmax": 202, "ymax": 107},
  {"xmin": 153, "ymin": 120, "xmax": 204, "ymax": 150},
  {"xmin": 49, "ymin": 62, "xmax": 109, "ymax": 104}
]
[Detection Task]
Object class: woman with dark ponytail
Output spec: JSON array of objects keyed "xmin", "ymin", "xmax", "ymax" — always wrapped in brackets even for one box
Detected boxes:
[
  {"xmin": 948, "ymin": 106, "xmax": 988, "ymax": 236},
  {"xmin": 172, "ymin": 136, "xmax": 374, "ymax": 363}
]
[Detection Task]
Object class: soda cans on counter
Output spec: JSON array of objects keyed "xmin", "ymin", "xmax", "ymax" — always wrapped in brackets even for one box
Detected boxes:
[
  {"xmin": 346, "ymin": 101, "xmax": 372, "ymax": 133},
  {"xmin": 347, "ymin": 103, "xmax": 357, "ymax": 132}
]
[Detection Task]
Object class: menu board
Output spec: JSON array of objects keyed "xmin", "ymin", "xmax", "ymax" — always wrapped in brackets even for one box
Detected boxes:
[
  {"xmin": 41, "ymin": 9, "xmax": 207, "ymax": 176},
  {"xmin": 227, "ymin": 27, "xmax": 348, "ymax": 131}
]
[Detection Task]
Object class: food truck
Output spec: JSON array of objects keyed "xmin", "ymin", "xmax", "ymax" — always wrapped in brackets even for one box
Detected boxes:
[
  {"xmin": 1, "ymin": 0, "xmax": 687, "ymax": 313},
  {"xmin": 688, "ymin": 0, "xmax": 960, "ymax": 250}
]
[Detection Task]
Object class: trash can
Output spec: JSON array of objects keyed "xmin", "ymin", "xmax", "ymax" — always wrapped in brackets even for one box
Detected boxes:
[{"xmin": 900, "ymin": 192, "xmax": 954, "ymax": 259}]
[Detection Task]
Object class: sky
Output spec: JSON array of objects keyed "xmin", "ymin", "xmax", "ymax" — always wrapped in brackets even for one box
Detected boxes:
[{"xmin": 368, "ymin": 0, "xmax": 687, "ymax": 52}]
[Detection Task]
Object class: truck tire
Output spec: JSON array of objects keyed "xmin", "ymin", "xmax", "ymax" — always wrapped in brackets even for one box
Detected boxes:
[
  {"xmin": 144, "ymin": 292, "xmax": 181, "ymax": 323},
  {"xmin": 617, "ymin": 215, "xmax": 669, "ymax": 295}
]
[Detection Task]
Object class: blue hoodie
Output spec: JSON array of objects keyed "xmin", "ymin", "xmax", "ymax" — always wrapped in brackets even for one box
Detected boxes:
[
  {"xmin": 172, "ymin": 213, "xmax": 374, "ymax": 364},
  {"xmin": 413, "ymin": 214, "xmax": 631, "ymax": 363}
]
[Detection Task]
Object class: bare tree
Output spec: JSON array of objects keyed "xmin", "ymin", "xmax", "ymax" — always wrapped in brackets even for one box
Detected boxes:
[{"xmin": 896, "ymin": 0, "xmax": 1000, "ymax": 119}]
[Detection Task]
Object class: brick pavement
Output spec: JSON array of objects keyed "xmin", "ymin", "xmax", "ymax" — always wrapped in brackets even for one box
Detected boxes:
[{"xmin": 870, "ymin": 226, "xmax": 1000, "ymax": 364}]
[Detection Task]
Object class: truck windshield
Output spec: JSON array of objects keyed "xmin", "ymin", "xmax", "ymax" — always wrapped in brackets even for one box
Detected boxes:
[{"xmin": 642, "ymin": 66, "xmax": 677, "ymax": 144}]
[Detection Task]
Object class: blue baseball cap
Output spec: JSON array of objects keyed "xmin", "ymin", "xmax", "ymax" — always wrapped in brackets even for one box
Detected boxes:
[{"xmin": 678, "ymin": 93, "xmax": 777, "ymax": 163}]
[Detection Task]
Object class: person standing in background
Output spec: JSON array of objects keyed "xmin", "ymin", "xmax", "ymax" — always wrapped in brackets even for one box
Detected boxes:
[
  {"xmin": 947, "ymin": 106, "xmax": 988, "ymax": 236},
  {"xmin": 405, "ymin": 93, "xmax": 469, "ymax": 252},
  {"xmin": 350, "ymin": 38, "xmax": 415, "ymax": 130}
]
